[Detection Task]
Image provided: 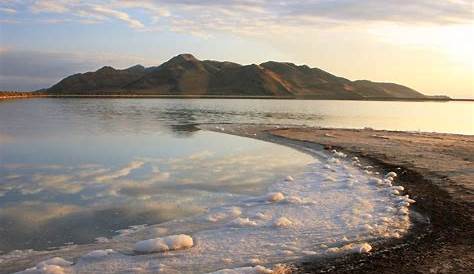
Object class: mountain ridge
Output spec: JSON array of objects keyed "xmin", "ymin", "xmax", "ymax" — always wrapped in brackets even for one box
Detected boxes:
[{"xmin": 46, "ymin": 54, "xmax": 429, "ymax": 99}]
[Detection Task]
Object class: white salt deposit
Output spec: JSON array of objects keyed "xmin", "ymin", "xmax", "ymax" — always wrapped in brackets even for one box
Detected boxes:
[
  {"xmin": 82, "ymin": 249, "xmax": 115, "ymax": 259},
  {"xmin": 327, "ymin": 242, "xmax": 372, "ymax": 254},
  {"xmin": 328, "ymin": 157, "xmax": 341, "ymax": 164},
  {"xmin": 254, "ymin": 212, "xmax": 268, "ymax": 220},
  {"xmin": 26, "ymin": 265, "xmax": 65, "ymax": 274},
  {"xmin": 398, "ymin": 207, "xmax": 409, "ymax": 215},
  {"xmin": 229, "ymin": 217, "xmax": 258, "ymax": 227},
  {"xmin": 273, "ymin": 217, "xmax": 293, "ymax": 228},
  {"xmin": 357, "ymin": 243, "xmax": 373, "ymax": 253},
  {"xmin": 385, "ymin": 172, "xmax": 397, "ymax": 179},
  {"xmin": 331, "ymin": 150, "xmax": 347, "ymax": 158},
  {"xmin": 11, "ymin": 146, "xmax": 414, "ymax": 274},
  {"xmin": 94, "ymin": 237, "xmax": 110, "ymax": 243},
  {"xmin": 266, "ymin": 192, "xmax": 285, "ymax": 202},
  {"xmin": 208, "ymin": 265, "xmax": 273, "ymax": 274},
  {"xmin": 207, "ymin": 207, "xmax": 243, "ymax": 222},
  {"xmin": 17, "ymin": 257, "xmax": 72, "ymax": 274},
  {"xmin": 369, "ymin": 178, "xmax": 383, "ymax": 185},
  {"xmin": 390, "ymin": 189, "xmax": 400, "ymax": 195},
  {"xmin": 249, "ymin": 258, "xmax": 261, "ymax": 265},
  {"xmin": 391, "ymin": 186, "xmax": 404, "ymax": 191},
  {"xmin": 36, "ymin": 258, "xmax": 72, "ymax": 268},
  {"xmin": 285, "ymin": 196, "xmax": 303, "ymax": 204},
  {"xmin": 134, "ymin": 234, "xmax": 194, "ymax": 253}
]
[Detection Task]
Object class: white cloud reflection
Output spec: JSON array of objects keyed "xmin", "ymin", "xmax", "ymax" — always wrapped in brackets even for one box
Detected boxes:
[
  {"xmin": 0, "ymin": 145, "xmax": 315, "ymax": 252},
  {"xmin": 1, "ymin": 147, "xmax": 313, "ymax": 217}
]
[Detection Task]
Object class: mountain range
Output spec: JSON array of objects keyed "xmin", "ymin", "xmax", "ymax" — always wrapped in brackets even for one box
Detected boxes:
[{"xmin": 45, "ymin": 54, "xmax": 430, "ymax": 99}]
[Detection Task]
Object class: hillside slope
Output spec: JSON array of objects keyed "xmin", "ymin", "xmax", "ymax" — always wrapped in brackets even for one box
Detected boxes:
[{"xmin": 46, "ymin": 54, "xmax": 427, "ymax": 99}]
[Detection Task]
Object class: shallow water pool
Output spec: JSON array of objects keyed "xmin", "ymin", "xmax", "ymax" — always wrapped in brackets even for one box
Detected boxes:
[{"xmin": 0, "ymin": 99, "xmax": 415, "ymax": 273}]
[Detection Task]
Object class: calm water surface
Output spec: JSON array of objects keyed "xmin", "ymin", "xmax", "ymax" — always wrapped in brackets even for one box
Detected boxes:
[{"xmin": 0, "ymin": 98, "xmax": 472, "ymax": 253}]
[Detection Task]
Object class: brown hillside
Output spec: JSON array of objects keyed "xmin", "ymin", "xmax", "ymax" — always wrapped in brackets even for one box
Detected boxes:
[{"xmin": 46, "ymin": 54, "xmax": 428, "ymax": 99}]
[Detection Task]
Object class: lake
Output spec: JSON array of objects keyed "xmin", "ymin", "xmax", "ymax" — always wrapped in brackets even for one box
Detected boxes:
[{"xmin": 0, "ymin": 98, "xmax": 470, "ymax": 273}]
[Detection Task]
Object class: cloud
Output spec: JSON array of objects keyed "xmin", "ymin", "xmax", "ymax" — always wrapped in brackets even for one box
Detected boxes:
[
  {"xmin": 95, "ymin": 161, "xmax": 145, "ymax": 182},
  {"xmin": 26, "ymin": 0, "xmax": 145, "ymax": 28},
  {"xmin": 31, "ymin": 174, "xmax": 82, "ymax": 194},
  {"xmin": 276, "ymin": 0, "xmax": 473, "ymax": 24},
  {"xmin": 126, "ymin": 0, "xmax": 473, "ymax": 34},
  {"xmin": 167, "ymin": 0, "xmax": 472, "ymax": 37},
  {"xmin": 1, "ymin": 1, "xmax": 472, "ymax": 94},
  {"xmin": 30, "ymin": 0, "xmax": 72, "ymax": 13},
  {"xmin": 0, "ymin": 201, "xmax": 82, "ymax": 225},
  {"xmin": 4, "ymin": 1, "xmax": 472, "ymax": 33},
  {"xmin": 0, "ymin": 7, "xmax": 16, "ymax": 13},
  {"xmin": 0, "ymin": 19, "xmax": 19, "ymax": 24},
  {"xmin": 113, "ymin": 0, "xmax": 170, "ymax": 18},
  {"xmin": 90, "ymin": 5, "xmax": 144, "ymax": 29}
]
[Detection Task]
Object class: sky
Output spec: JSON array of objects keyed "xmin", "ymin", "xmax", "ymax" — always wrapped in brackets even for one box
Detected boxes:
[{"xmin": 0, "ymin": 0, "xmax": 473, "ymax": 98}]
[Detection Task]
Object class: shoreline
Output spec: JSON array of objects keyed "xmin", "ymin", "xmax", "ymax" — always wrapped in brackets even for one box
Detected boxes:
[
  {"xmin": 200, "ymin": 124, "xmax": 473, "ymax": 273},
  {"xmin": 1, "ymin": 94, "xmax": 470, "ymax": 102},
  {"xmin": 1, "ymin": 124, "xmax": 472, "ymax": 273}
]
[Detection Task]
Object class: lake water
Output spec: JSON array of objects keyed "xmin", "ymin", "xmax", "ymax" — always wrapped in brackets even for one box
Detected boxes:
[{"xmin": 0, "ymin": 98, "xmax": 470, "ymax": 273}]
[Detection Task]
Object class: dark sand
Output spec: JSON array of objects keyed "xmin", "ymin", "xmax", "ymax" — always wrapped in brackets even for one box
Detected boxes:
[{"xmin": 201, "ymin": 124, "xmax": 474, "ymax": 274}]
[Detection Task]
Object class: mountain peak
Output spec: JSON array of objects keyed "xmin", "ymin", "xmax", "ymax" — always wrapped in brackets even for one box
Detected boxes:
[
  {"xmin": 167, "ymin": 53, "xmax": 198, "ymax": 64},
  {"xmin": 96, "ymin": 66, "xmax": 116, "ymax": 73},
  {"xmin": 45, "ymin": 54, "xmax": 429, "ymax": 99},
  {"xmin": 126, "ymin": 64, "xmax": 145, "ymax": 70},
  {"xmin": 125, "ymin": 65, "xmax": 146, "ymax": 73}
]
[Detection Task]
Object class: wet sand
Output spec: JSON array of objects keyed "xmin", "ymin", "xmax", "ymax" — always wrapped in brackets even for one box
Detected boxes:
[{"xmin": 201, "ymin": 124, "xmax": 474, "ymax": 274}]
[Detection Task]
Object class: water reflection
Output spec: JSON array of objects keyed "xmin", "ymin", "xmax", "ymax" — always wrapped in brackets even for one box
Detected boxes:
[
  {"xmin": 0, "ymin": 98, "xmax": 472, "ymax": 253},
  {"xmin": 0, "ymin": 134, "xmax": 313, "ymax": 252},
  {"xmin": 167, "ymin": 124, "xmax": 200, "ymax": 137}
]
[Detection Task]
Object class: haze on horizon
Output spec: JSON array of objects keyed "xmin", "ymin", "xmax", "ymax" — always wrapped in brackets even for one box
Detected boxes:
[{"xmin": 0, "ymin": 0, "xmax": 472, "ymax": 98}]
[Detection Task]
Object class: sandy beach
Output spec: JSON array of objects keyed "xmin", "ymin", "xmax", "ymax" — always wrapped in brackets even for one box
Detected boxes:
[{"xmin": 201, "ymin": 124, "xmax": 474, "ymax": 274}]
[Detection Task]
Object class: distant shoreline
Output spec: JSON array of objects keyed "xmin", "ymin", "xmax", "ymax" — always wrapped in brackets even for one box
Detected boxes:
[{"xmin": 1, "ymin": 93, "xmax": 471, "ymax": 102}]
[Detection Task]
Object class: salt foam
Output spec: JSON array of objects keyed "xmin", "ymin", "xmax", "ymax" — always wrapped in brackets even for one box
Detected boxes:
[{"xmin": 134, "ymin": 234, "xmax": 194, "ymax": 253}]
